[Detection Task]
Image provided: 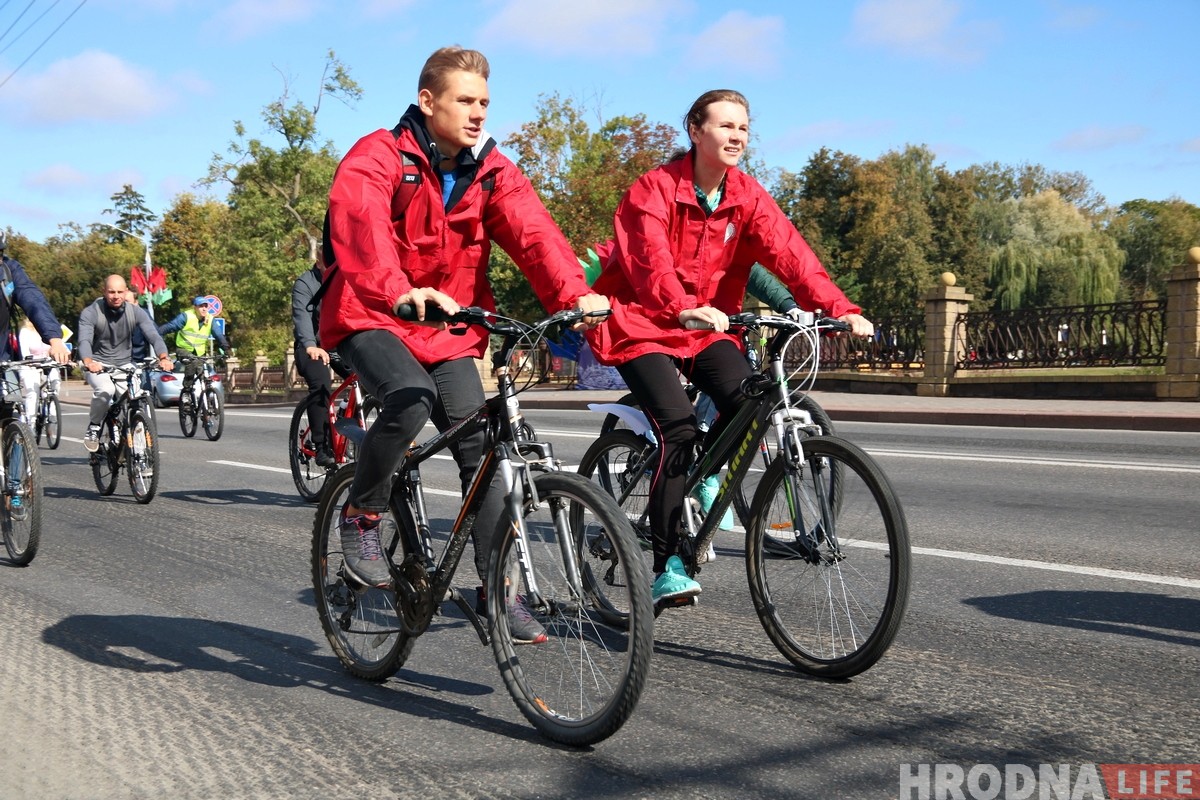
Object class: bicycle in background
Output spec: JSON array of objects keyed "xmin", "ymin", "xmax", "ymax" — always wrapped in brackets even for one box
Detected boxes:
[
  {"xmin": 31, "ymin": 360, "xmax": 62, "ymax": 450},
  {"xmin": 312, "ymin": 304, "xmax": 653, "ymax": 746},
  {"xmin": 90, "ymin": 360, "xmax": 160, "ymax": 504},
  {"xmin": 176, "ymin": 354, "xmax": 225, "ymax": 441},
  {"xmin": 289, "ymin": 357, "xmax": 379, "ymax": 502},
  {"xmin": 577, "ymin": 311, "xmax": 911, "ymax": 678},
  {"xmin": 0, "ymin": 359, "xmax": 46, "ymax": 565}
]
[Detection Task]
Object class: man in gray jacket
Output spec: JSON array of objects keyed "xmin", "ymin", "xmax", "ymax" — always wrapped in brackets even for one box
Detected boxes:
[{"xmin": 77, "ymin": 274, "xmax": 173, "ymax": 451}]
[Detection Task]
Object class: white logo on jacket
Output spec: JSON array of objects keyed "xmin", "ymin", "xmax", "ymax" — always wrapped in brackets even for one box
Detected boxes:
[{"xmin": 725, "ymin": 223, "xmax": 735, "ymax": 243}]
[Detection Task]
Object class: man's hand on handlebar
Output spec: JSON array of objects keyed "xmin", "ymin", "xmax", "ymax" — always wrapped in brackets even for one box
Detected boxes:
[
  {"xmin": 837, "ymin": 313, "xmax": 874, "ymax": 338},
  {"xmin": 393, "ymin": 287, "xmax": 460, "ymax": 330},
  {"xmin": 157, "ymin": 353, "xmax": 174, "ymax": 372},
  {"xmin": 572, "ymin": 293, "xmax": 610, "ymax": 331}
]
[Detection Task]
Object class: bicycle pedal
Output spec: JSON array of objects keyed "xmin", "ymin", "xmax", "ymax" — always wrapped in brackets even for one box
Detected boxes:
[{"xmin": 655, "ymin": 594, "xmax": 697, "ymax": 611}]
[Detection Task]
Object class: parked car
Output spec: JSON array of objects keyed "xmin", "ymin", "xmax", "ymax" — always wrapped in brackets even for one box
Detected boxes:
[{"xmin": 148, "ymin": 362, "xmax": 225, "ymax": 408}]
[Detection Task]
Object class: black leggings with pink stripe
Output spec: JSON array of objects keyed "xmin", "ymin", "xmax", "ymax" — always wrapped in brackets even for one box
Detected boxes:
[{"xmin": 615, "ymin": 339, "xmax": 753, "ymax": 574}]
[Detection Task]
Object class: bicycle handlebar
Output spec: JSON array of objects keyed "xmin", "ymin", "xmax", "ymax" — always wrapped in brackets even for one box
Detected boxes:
[
  {"xmin": 395, "ymin": 302, "xmax": 612, "ymax": 336},
  {"xmin": 685, "ymin": 312, "xmax": 852, "ymax": 334}
]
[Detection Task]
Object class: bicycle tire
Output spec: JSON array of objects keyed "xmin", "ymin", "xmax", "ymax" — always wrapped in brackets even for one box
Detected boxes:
[
  {"xmin": 312, "ymin": 464, "xmax": 413, "ymax": 680},
  {"xmin": 43, "ymin": 395, "xmax": 61, "ymax": 450},
  {"xmin": 179, "ymin": 390, "xmax": 198, "ymax": 438},
  {"xmin": 201, "ymin": 387, "xmax": 224, "ymax": 441},
  {"xmin": 745, "ymin": 435, "xmax": 910, "ymax": 678},
  {"xmin": 2, "ymin": 421, "xmax": 42, "ymax": 565},
  {"xmin": 91, "ymin": 417, "xmax": 121, "ymax": 496},
  {"xmin": 127, "ymin": 408, "xmax": 159, "ymax": 504},
  {"xmin": 489, "ymin": 471, "xmax": 653, "ymax": 746},
  {"xmin": 289, "ymin": 394, "xmax": 327, "ymax": 503},
  {"xmin": 575, "ymin": 430, "xmax": 655, "ymax": 556}
]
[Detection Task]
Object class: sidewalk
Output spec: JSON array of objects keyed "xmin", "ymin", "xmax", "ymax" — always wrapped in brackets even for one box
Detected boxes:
[{"xmin": 57, "ymin": 380, "xmax": 1200, "ymax": 433}]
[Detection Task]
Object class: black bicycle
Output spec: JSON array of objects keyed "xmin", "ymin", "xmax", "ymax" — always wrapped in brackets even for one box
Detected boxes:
[
  {"xmin": 577, "ymin": 311, "xmax": 911, "ymax": 678},
  {"xmin": 313, "ymin": 305, "xmax": 653, "ymax": 746},
  {"xmin": 0, "ymin": 359, "xmax": 45, "ymax": 565},
  {"xmin": 90, "ymin": 360, "xmax": 160, "ymax": 504},
  {"xmin": 177, "ymin": 354, "xmax": 225, "ymax": 441}
]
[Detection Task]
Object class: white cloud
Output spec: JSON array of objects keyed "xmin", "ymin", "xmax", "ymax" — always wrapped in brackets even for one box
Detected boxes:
[
  {"xmin": 1180, "ymin": 137, "xmax": 1200, "ymax": 154},
  {"xmin": 478, "ymin": 0, "xmax": 689, "ymax": 57},
  {"xmin": 205, "ymin": 0, "xmax": 319, "ymax": 41},
  {"xmin": 22, "ymin": 164, "xmax": 93, "ymax": 193},
  {"xmin": 8, "ymin": 51, "xmax": 170, "ymax": 124},
  {"xmin": 850, "ymin": 0, "xmax": 997, "ymax": 65},
  {"xmin": 771, "ymin": 118, "xmax": 896, "ymax": 151},
  {"xmin": 684, "ymin": 11, "xmax": 784, "ymax": 75},
  {"xmin": 1052, "ymin": 125, "xmax": 1148, "ymax": 152}
]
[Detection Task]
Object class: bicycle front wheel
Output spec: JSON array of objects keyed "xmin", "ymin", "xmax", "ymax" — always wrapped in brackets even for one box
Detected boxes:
[
  {"xmin": 179, "ymin": 391, "xmax": 198, "ymax": 438},
  {"xmin": 91, "ymin": 419, "xmax": 120, "ymax": 496},
  {"xmin": 746, "ymin": 435, "xmax": 910, "ymax": 678},
  {"xmin": 42, "ymin": 395, "xmax": 61, "ymax": 450},
  {"xmin": 289, "ymin": 395, "xmax": 326, "ymax": 503},
  {"xmin": 127, "ymin": 409, "xmax": 159, "ymax": 504},
  {"xmin": 2, "ymin": 421, "xmax": 42, "ymax": 565},
  {"xmin": 312, "ymin": 464, "xmax": 414, "ymax": 680},
  {"xmin": 489, "ymin": 472, "xmax": 653, "ymax": 747},
  {"xmin": 201, "ymin": 388, "xmax": 224, "ymax": 441}
]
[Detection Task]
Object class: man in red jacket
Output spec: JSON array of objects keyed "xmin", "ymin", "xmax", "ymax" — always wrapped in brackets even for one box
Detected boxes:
[{"xmin": 321, "ymin": 45, "xmax": 607, "ymax": 643}]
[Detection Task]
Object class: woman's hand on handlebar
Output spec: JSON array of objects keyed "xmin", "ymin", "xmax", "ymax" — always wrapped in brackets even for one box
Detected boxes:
[
  {"xmin": 838, "ymin": 313, "xmax": 874, "ymax": 338},
  {"xmin": 393, "ymin": 287, "xmax": 460, "ymax": 330},
  {"xmin": 572, "ymin": 293, "xmax": 610, "ymax": 331},
  {"xmin": 679, "ymin": 306, "xmax": 729, "ymax": 333}
]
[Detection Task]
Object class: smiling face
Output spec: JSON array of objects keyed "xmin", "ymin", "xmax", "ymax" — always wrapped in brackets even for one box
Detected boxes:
[
  {"xmin": 689, "ymin": 99, "xmax": 749, "ymax": 175},
  {"xmin": 419, "ymin": 69, "xmax": 489, "ymax": 157}
]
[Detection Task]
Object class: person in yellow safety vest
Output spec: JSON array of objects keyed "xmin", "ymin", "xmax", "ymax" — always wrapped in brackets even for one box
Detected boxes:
[{"xmin": 157, "ymin": 296, "xmax": 231, "ymax": 405}]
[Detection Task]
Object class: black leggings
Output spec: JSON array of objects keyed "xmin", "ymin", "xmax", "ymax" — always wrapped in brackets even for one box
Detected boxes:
[{"xmin": 616, "ymin": 339, "xmax": 753, "ymax": 573}]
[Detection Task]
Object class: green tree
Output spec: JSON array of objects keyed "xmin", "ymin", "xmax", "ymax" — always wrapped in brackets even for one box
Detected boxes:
[
  {"xmin": 98, "ymin": 184, "xmax": 158, "ymax": 242},
  {"xmin": 1109, "ymin": 198, "xmax": 1200, "ymax": 300},
  {"xmin": 201, "ymin": 49, "xmax": 357, "ymax": 356}
]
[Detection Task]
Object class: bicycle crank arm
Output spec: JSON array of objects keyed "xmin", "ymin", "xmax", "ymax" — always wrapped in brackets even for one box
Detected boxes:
[{"xmin": 448, "ymin": 587, "xmax": 490, "ymax": 645}]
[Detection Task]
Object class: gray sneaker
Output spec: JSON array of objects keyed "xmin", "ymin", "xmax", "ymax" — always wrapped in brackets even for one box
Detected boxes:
[
  {"xmin": 475, "ymin": 586, "xmax": 548, "ymax": 645},
  {"xmin": 338, "ymin": 506, "xmax": 393, "ymax": 588},
  {"xmin": 83, "ymin": 424, "xmax": 101, "ymax": 453}
]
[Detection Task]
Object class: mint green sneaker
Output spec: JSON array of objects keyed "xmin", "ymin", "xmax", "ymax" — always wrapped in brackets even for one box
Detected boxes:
[
  {"xmin": 694, "ymin": 474, "xmax": 735, "ymax": 531},
  {"xmin": 652, "ymin": 556, "xmax": 701, "ymax": 603}
]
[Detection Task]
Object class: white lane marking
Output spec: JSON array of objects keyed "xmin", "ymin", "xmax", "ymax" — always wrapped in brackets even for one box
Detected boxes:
[{"xmin": 867, "ymin": 449, "xmax": 1200, "ymax": 474}]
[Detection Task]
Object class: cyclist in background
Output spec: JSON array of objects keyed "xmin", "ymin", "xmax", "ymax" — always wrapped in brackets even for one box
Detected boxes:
[
  {"xmin": 158, "ymin": 296, "xmax": 230, "ymax": 408},
  {"xmin": 292, "ymin": 262, "xmax": 346, "ymax": 468},
  {"xmin": 0, "ymin": 233, "xmax": 71, "ymax": 414},
  {"xmin": 78, "ymin": 275, "xmax": 172, "ymax": 451},
  {"xmin": 585, "ymin": 89, "xmax": 872, "ymax": 604}
]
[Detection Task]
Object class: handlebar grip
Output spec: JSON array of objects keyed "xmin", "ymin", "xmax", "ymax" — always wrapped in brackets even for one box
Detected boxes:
[
  {"xmin": 683, "ymin": 319, "xmax": 714, "ymax": 330},
  {"xmin": 395, "ymin": 302, "xmax": 452, "ymax": 323}
]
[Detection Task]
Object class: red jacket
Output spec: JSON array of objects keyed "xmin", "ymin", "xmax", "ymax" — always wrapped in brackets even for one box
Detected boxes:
[
  {"xmin": 586, "ymin": 156, "xmax": 860, "ymax": 366},
  {"xmin": 320, "ymin": 121, "xmax": 592, "ymax": 364}
]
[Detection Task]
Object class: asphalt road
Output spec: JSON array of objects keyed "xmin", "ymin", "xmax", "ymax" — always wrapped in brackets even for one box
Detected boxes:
[{"xmin": 1, "ymin": 405, "xmax": 1197, "ymax": 799}]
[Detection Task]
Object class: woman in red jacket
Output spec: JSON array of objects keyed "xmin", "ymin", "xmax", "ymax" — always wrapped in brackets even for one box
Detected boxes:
[{"xmin": 586, "ymin": 89, "xmax": 873, "ymax": 604}]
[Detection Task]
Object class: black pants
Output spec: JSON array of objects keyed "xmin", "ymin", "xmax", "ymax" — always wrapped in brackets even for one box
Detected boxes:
[
  {"xmin": 616, "ymin": 339, "xmax": 753, "ymax": 573},
  {"xmin": 294, "ymin": 341, "xmax": 334, "ymax": 447},
  {"xmin": 336, "ymin": 329, "xmax": 502, "ymax": 582}
]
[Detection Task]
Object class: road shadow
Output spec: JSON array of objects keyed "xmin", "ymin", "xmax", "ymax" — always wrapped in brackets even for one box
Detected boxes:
[
  {"xmin": 963, "ymin": 589, "xmax": 1200, "ymax": 647},
  {"xmin": 40, "ymin": 614, "xmax": 541, "ymax": 742},
  {"xmin": 159, "ymin": 487, "xmax": 309, "ymax": 508}
]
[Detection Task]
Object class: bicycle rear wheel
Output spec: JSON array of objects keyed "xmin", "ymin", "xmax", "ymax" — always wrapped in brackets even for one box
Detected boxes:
[
  {"xmin": 127, "ymin": 408, "xmax": 159, "ymax": 504},
  {"xmin": 201, "ymin": 387, "xmax": 224, "ymax": 441},
  {"xmin": 90, "ymin": 418, "xmax": 121, "ymax": 496},
  {"xmin": 312, "ymin": 465, "xmax": 413, "ymax": 680},
  {"xmin": 2, "ymin": 421, "xmax": 42, "ymax": 565},
  {"xmin": 489, "ymin": 472, "xmax": 653, "ymax": 746},
  {"xmin": 746, "ymin": 435, "xmax": 910, "ymax": 678},
  {"xmin": 42, "ymin": 395, "xmax": 61, "ymax": 450},
  {"xmin": 289, "ymin": 394, "xmax": 327, "ymax": 503}
]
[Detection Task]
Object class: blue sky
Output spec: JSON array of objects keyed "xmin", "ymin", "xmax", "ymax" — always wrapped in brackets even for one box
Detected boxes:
[{"xmin": 1, "ymin": 0, "xmax": 1198, "ymax": 243}]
